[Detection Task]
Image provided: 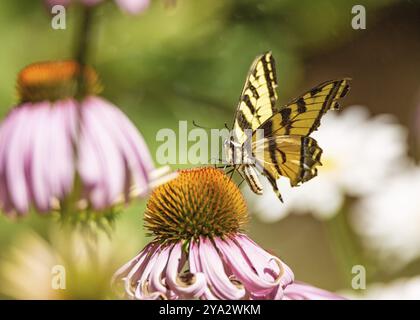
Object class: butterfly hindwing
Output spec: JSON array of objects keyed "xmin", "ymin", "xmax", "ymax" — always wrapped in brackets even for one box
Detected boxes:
[
  {"xmin": 250, "ymin": 79, "xmax": 349, "ymax": 191},
  {"xmin": 233, "ymin": 52, "xmax": 278, "ymax": 144},
  {"xmin": 253, "ymin": 136, "xmax": 322, "ymax": 189}
]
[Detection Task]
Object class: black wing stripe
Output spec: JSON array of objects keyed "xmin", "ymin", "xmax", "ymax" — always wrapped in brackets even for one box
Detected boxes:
[
  {"xmin": 261, "ymin": 53, "xmax": 277, "ymax": 110},
  {"xmin": 309, "ymin": 80, "xmax": 343, "ymax": 133},
  {"xmin": 236, "ymin": 110, "xmax": 251, "ymax": 132},
  {"xmin": 243, "ymin": 95, "xmax": 256, "ymax": 114}
]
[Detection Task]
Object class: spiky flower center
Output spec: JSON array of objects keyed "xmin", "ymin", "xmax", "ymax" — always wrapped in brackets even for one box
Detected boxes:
[
  {"xmin": 17, "ymin": 61, "xmax": 101, "ymax": 103},
  {"xmin": 144, "ymin": 167, "xmax": 248, "ymax": 243}
]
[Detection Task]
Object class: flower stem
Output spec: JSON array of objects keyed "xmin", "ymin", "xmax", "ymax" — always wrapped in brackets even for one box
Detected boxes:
[
  {"xmin": 61, "ymin": 5, "xmax": 97, "ymax": 219},
  {"xmin": 324, "ymin": 207, "xmax": 365, "ymax": 288},
  {"xmin": 75, "ymin": 5, "xmax": 96, "ymax": 203},
  {"xmin": 74, "ymin": 6, "xmax": 95, "ymax": 99}
]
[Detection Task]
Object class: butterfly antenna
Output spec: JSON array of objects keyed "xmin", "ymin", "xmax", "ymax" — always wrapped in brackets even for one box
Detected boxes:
[
  {"xmin": 192, "ymin": 120, "xmax": 211, "ymax": 130},
  {"xmin": 224, "ymin": 122, "xmax": 231, "ymax": 130}
]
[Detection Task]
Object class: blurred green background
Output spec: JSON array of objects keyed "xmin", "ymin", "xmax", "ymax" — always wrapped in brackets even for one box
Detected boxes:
[{"xmin": 0, "ymin": 0, "xmax": 419, "ymax": 298}]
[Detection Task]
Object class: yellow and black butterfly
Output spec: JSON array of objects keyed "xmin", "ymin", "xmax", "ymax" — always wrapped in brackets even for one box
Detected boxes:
[{"xmin": 223, "ymin": 52, "xmax": 350, "ymax": 201}]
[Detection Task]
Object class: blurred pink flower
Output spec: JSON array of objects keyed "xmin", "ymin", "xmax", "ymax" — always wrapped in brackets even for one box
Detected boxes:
[
  {"xmin": 45, "ymin": 0, "xmax": 150, "ymax": 14},
  {"xmin": 0, "ymin": 61, "xmax": 159, "ymax": 216},
  {"xmin": 113, "ymin": 234, "xmax": 294, "ymax": 300},
  {"xmin": 283, "ymin": 282, "xmax": 346, "ymax": 300}
]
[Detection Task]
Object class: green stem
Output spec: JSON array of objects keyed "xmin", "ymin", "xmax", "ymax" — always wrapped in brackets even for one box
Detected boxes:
[
  {"xmin": 324, "ymin": 207, "xmax": 364, "ymax": 288},
  {"xmin": 67, "ymin": 6, "xmax": 97, "ymax": 218},
  {"xmin": 74, "ymin": 6, "xmax": 95, "ymax": 99}
]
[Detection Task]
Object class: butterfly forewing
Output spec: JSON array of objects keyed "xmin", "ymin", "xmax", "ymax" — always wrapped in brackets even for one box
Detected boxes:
[
  {"xmin": 259, "ymin": 79, "xmax": 351, "ymax": 137},
  {"xmin": 233, "ymin": 52, "xmax": 278, "ymax": 145}
]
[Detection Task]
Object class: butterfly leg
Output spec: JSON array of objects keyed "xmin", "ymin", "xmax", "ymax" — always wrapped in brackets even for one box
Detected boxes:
[
  {"xmin": 241, "ymin": 165, "xmax": 263, "ymax": 195},
  {"xmin": 266, "ymin": 175, "xmax": 283, "ymax": 202},
  {"xmin": 209, "ymin": 157, "xmax": 225, "ymax": 168},
  {"xmin": 229, "ymin": 167, "xmax": 236, "ymax": 181},
  {"xmin": 237, "ymin": 177, "xmax": 246, "ymax": 188}
]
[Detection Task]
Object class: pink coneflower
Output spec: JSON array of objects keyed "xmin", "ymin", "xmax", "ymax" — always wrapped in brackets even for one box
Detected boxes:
[
  {"xmin": 283, "ymin": 282, "xmax": 346, "ymax": 300},
  {"xmin": 44, "ymin": 0, "xmax": 150, "ymax": 14},
  {"xmin": 112, "ymin": 167, "xmax": 294, "ymax": 300},
  {"xmin": 0, "ymin": 60, "xmax": 165, "ymax": 217}
]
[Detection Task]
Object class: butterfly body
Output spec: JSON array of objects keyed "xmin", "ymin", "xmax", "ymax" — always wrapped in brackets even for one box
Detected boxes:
[
  {"xmin": 223, "ymin": 52, "xmax": 350, "ymax": 201},
  {"xmin": 224, "ymin": 138, "xmax": 264, "ymax": 194}
]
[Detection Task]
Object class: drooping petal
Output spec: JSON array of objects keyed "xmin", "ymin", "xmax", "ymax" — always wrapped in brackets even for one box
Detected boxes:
[
  {"xmin": 29, "ymin": 104, "xmax": 52, "ymax": 211},
  {"xmin": 235, "ymin": 234, "xmax": 294, "ymax": 288},
  {"xmin": 166, "ymin": 242, "xmax": 206, "ymax": 298},
  {"xmin": 0, "ymin": 108, "xmax": 26, "ymax": 214},
  {"xmin": 189, "ymin": 237, "xmax": 246, "ymax": 300},
  {"xmin": 123, "ymin": 242, "xmax": 161, "ymax": 299},
  {"xmin": 4, "ymin": 104, "xmax": 41, "ymax": 214},
  {"xmin": 44, "ymin": 0, "xmax": 72, "ymax": 7},
  {"xmin": 115, "ymin": 0, "xmax": 150, "ymax": 14},
  {"xmin": 0, "ymin": 101, "xmax": 79, "ymax": 215},
  {"xmin": 78, "ymin": 98, "xmax": 126, "ymax": 209},
  {"xmin": 148, "ymin": 245, "xmax": 172, "ymax": 296},
  {"xmin": 46, "ymin": 100, "xmax": 76, "ymax": 199},
  {"xmin": 215, "ymin": 235, "xmax": 289, "ymax": 297},
  {"xmin": 105, "ymin": 98, "xmax": 154, "ymax": 196},
  {"xmin": 133, "ymin": 244, "xmax": 172, "ymax": 300},
  {"xmin": 112, "ymin": 242, "xmax": 155, "ymax": 284},
  {"xmin": 113, "ymin": 242, "xmax": 180, "ymax": 300},
  {"xmin": 44, "ymin": 0, "xmax": 150, "ymax": 14},
  {"xmin": 283, "ymin": 282, "xmax": 346, "ymax": 300},
  {"xmin": 120, "ymin": 243, "xmax": 158, "ymax": 299},
  {"xmin": 85, "ymin": 97, "xmax": 153, "ymax": 200}
]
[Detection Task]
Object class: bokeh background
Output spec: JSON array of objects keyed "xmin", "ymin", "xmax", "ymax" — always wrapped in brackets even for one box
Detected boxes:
[{"xmin": 0, "ymin": 0, "xmax": 419, "ymax": 299}]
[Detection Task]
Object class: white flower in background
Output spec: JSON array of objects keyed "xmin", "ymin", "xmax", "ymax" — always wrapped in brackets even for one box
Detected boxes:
[
  {"xmin": 351, "ymin": 167, "xmax": 420, "ymax": 268},
  {"xmin": 0, "ymin": 231, "xmax": 61, "ymax": 299},
  {"xmin": 0, "ymin": 221, "xmax": 144, "ymax": 299},
  {"xmin": 342, "ymin": 276, "xmax": 420, "ymax": 300},
  {"xmin": 245, "ymin": 106, "xmax": 408, "ymax": 221}
]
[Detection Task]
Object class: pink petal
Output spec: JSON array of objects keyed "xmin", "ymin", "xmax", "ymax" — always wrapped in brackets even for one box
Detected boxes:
[
  {"xmin": 103, "ymin": 98, "xmax": 154, "ymax": 196},
  {"xmin": 44, "ymin": 0, "xmax": 72, "ymax": 7},
  {"xmin": 236, "ymin": 234, "xmax": 294, "ymax": 288},
  {"xmin": 122, "ymin": 242, "xmax": 159, "ymax": 299},
  {"xmin": 3, "ymin": 104, "xmax": 41, "ymax": 214},
  {"xmin": 215, "ymin": 235, "xmax": 288, "ymax": 297},
  {"xmin": 29, "ymin": 104, "xmax": 52, "ymax": 211},
  {"xmin": 283, "ymin": 282, "xmax": 347, "ymax": 300},
  {"xmin": 190, "ymin": 237, "xmax": 246, "ymax": 300},
  {"xmin": 134, "ymin": 245, "xmax": 168, "ymax": 300},
  {"xmin": 148, "ymin": 245, "xmax": 171, "ymax": 295},
  {"xmin": 44, "ymin": 0, "xmax": 149, "ymax": 14},
  {"xmin": 46, "ymin": 100, "xmax": 76, "ymax": 197},
  {"xmin": 0, "ymin": 108, "xmax": 22, "ymax": 213},
  {"xmin": 78, "ymin": 98, "xmax": 126, "ymax": 209},
  {"xmin": 84, "ymin": 97, "xmax": 152, "ymax": 199},
  {"xmin": 166, "ymin": 242, "xmax": 206, "ymax": 298},
  {"xmin": 115, "ymin": 0, "xmax": 150, "ymax": 14}
]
